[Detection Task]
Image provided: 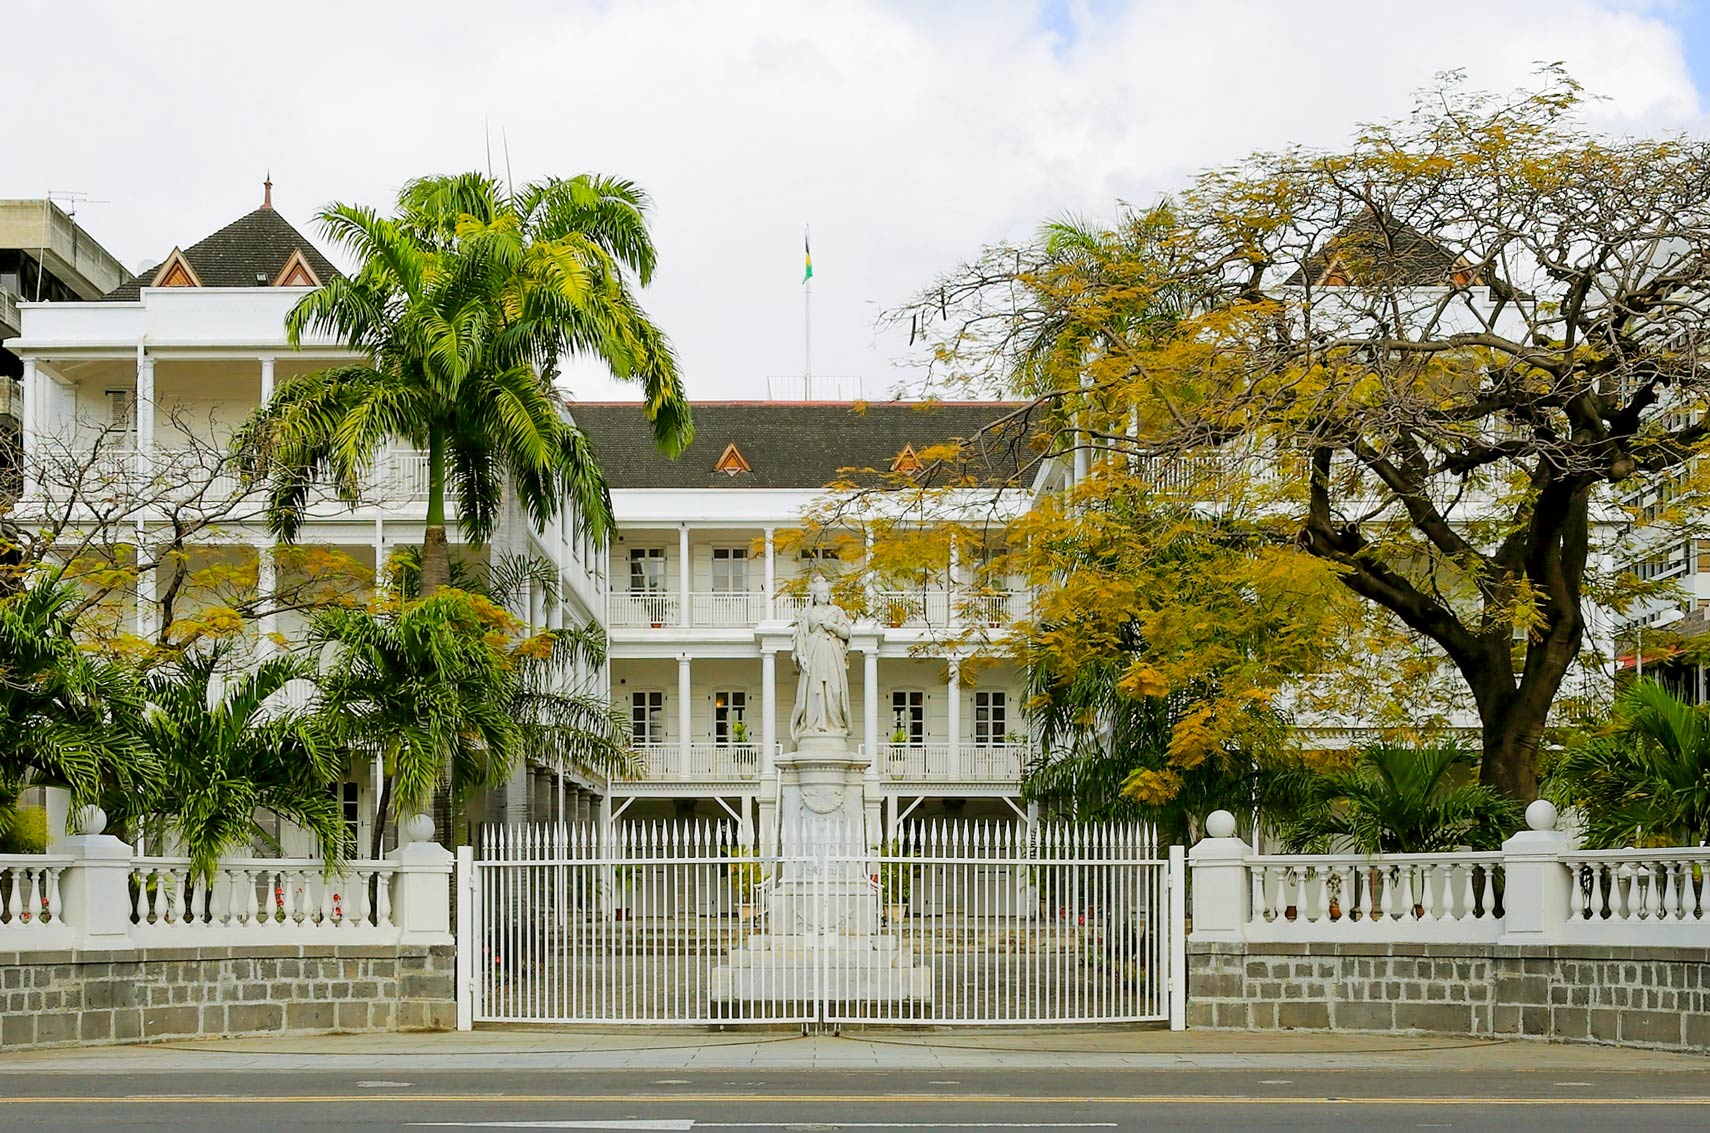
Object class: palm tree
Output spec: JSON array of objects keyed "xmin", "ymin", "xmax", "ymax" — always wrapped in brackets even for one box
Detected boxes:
[
  {"xmin": 1546, "ymin": 679, "xmax": 1710, "ymax": 848},
  {"xmin": 239, "ymin": 172, "xmax": 692, "ymax": 595},
  {"xmin": 1276, "ymin": 742, "xmax": 1519, "ymax": 854},
  {"xmin": 0, "ymin": 572, "xmax": 155, "ymax": 842},
  {"xmin": 110, "ymin": 646, "xmax": 346, "ymax": 883},
  {"xmin": 310, "ymin": 590, "xmax": 530, "ymax": 858}
]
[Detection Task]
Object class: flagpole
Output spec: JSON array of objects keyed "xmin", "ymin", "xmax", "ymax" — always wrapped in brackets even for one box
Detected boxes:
[{"xmin": 804, "ymin": 223, "xmax": 813, "ymax": 400}]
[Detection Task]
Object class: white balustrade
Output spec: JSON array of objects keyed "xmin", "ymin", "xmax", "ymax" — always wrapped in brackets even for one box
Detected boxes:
[
  {"xmin": 0, "ymin": 855, "xmax": 72, "ymax": 944},
  {"xmin": 690, "ymin": 591, "xmax": 765, "ymax": 627},
  {"xmin": 1559, "ymin": 847, "xmax": 1710, "ymax": 946},
  {"xmin": 873, "ymin": 589, "xmax": 951, "ymax": 628},
  {"xmin": 607, "ymin": 591, "xmax": 681, "ymax": 627},
  {"xmin": 128, "ymin": 857, "xmax": 400, "ymax": 944},
  {"xmin": 880, "ymin": 743, "xmax": 952, "ymax": 780},
  {"xmin": 1240, "ymin": 852, "xmax": 1504, "ymax": 943}
]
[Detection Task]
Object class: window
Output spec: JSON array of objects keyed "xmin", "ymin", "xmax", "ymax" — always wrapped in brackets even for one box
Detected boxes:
[
  {"xmin": 628, "ymin": 547, "xmax": 665, "ymax": 593},
  {"xmin": 631, "ymin": 691, "xmax": 665, "ymax": 745},
  {"xmin": 713, "ymin": 690, "xmax": 748, "ymax": 745},
  {"xmin": 105, "ymin": 389, "xmax": 136, "ymax": 434},
  {"xmin": 711, "ymin": 547, "xmax": 749, "ymax": 593},
  {"xmin": 327, "ymin": 781, "xmax": 360, "ymax": 855},
  {"xmin": 799, "ymin": 546, "xmax": 841, "ymax": 563},
  {"xmin": 973, "ymin": 691, "xmax": 1008, "ymax": 746},
  {"xmin": 891, "ymin": 690, "xmax": 925, "ymax": 746}
]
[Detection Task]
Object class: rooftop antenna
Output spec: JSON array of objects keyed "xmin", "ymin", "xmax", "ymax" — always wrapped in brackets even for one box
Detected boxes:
[
  {"xmin": 502, "ymin": 127, "xmax": 514, "ymax": 197},
  {"xmin": 484, "ymin": 116, "xmax": 494, "ymax": 179},
  {"xmin": 40, "ymin": 190, "xmax": 107, "ymax": 301}
]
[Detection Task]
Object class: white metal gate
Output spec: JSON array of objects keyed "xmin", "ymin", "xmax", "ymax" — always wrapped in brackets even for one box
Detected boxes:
[{"xmin": 455, "ymin": 822, "xmax": 1184, "ymax": 1029}]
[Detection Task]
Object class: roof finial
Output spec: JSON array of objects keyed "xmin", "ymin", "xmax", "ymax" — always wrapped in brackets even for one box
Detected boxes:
[{"xmin": 262, "ymin": 173, "xmax": 273, "ymax": 210}]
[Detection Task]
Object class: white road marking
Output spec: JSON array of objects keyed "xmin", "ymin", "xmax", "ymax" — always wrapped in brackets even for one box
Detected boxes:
[
  {"xmin": 1554, "ymin": 1082, "xmax": 1594, "ymax": 1087},
  {"xmin": 357, "ymin": 1081, "xmax": 414, "ymax": 1088},
  {"xmin": 413, "ymin": 1123, "xmax": 1119, "ymax": 1130},
  {"xmin": 412, "ymin": 1123, "xmax": 695, "ymax": 1130},
  {"xmin": 1258, "ymin": 1080, "xmax": 1294, "ymax": 1085}
]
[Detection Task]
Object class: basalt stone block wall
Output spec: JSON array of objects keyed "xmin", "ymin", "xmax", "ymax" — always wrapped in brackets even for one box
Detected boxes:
[
  {"xmin": 1189, "ymin": 940, "xmax": 1710, "ymax": 1052},
  {"xmin": 0, "ymin": 943, "xmax": 455, "ymax": 1051}
]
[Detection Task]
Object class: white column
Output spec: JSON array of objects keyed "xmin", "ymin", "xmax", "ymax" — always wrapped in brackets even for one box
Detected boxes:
[
  {"xmin": 20, "ymin": 357, "xmax": 40, "ymax": 497},
  {"xmin": 946, "ymin": 657, "xmax": 962, "ymax": 778},
  {"xmin": 678, "ymin": 524, "xmax": 692, "ymax": 627},
  {"xmin": 864, "ymin": 647, "xmax": 879, "ymax": 760},
  {"xmin": 1187, "ymin": 810, "xmax": 1249, "ymax": 942},
  {"xmin": 135, "ymin": 526, "xmax": 156, "ymax": 642},
  {"xmin": 761, "ymin": 648, "xmax": 777, "ymax": 772},
  {"xmin": 259, "ymin": 355, "xmax": 276, "ymax": 403},
  {"xmin": 677, "ymin": 654, "xmax": 693, "ymax": 779},
  {"xmin": 135, "ymin": 353, "xmax": 155, "ymax": 477},
  {"xmin": 1498, "ymin": 800, "xmax": 1574, "ymax": 946},
  {"xmin": 948, "ymin": 535, "xmax": 961, "ymax": 626},
  {"xmin": 373, "ymin": 516, "xmax": 386, "ymax": 594},
  {"xmin": 864, "ymin": 528, "xmax": 876, "ymax": 615},
  {"xmin": 763, "ymin": 527, "xmax": 777, "ymax": 619},
  {"xmin": 256, "ymin": 541, "xmax": 277, "ymax": 655}
]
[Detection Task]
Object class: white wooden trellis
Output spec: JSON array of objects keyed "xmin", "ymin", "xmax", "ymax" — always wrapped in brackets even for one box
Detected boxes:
[{"xmin": 455, "ymin": 821, "xmax": 1184, "ymax": 1029}]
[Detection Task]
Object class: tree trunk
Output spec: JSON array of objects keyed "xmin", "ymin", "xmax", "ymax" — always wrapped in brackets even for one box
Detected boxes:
[
  {"xmin": 419, "ymin": 425, "xmax": 451, "ymax": 596},
  {"xmin": 369, "ymin": 774, "xmax": 393, "ymax": 861}
]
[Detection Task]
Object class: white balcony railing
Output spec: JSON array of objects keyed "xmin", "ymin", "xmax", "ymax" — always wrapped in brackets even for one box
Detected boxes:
[
  {"xmin": 690, "ymin": 591, "xmax": 765, "ymax": 627},
  {"xmin": 608, "ymin": 592, "xmax": 680, "ymax": 627},
  {"xmin": 38, "ymin": 445, "xmax": 446, "ymax": 507},
  {"xmin": 617, "ymin": 742, "xmax": 769, "ymax": 781}
]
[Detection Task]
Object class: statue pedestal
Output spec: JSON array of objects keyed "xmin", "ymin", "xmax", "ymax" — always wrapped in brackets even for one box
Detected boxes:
[{"xmin": 709, "ymin": 734, "xmax": 932, "ymax": 1011}]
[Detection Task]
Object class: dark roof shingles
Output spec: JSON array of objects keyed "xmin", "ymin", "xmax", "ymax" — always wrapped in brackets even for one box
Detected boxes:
[
  {"xmin": 102, "ymin": 207, "xmax": 340, "ymax": 300},
  {"xmin": 571, "ymin": 401, "xmax": 1033, "ymax": 489}
]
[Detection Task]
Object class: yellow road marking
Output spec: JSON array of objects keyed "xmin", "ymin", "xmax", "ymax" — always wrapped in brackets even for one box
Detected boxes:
[{"xmin": 0, "ymin": 1094, "xmax": 1708, "ymax": 1107}]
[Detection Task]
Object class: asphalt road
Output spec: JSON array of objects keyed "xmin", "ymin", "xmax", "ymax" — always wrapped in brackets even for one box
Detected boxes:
[{"xmin": 2, "ymin": 1068, "xmax": 1708, "ymax": 1132}]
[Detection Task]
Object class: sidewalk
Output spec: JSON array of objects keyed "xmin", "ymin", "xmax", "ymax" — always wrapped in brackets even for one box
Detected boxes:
[{"xmin": 2, "ymin": 1026, "xmax": 1706, "ymax": 1073}]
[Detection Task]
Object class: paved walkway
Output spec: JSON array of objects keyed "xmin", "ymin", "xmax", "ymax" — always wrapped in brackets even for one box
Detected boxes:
[{"xmin": 2, "ymin": 1027, "xmax": 1705, "ymax": 1073}]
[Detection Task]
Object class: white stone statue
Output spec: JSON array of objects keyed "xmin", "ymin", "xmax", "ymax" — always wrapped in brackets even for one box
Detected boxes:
[{"xmin": 790, "ymin": 574, "xmax": 852, "ymax": 742}]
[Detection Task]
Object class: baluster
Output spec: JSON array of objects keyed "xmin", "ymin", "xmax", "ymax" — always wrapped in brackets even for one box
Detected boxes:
[
  {"xmin": 320, "ymin": 873, "xmax": 335, "ymax": 927},
  {"xmin": 1644, "ymin": 862, "xmax": 1665, "ymax": 921},
  {"xmin": 1564, "ymin": 862, "xmax": 1583, "ymax": 921},
  {"xmin": 1300, "ymin": 866, "xmax": 1323, "ymax": 923},
  {"xmin": 44, "ymin": 867, "xmax": 63, "ymax": 925},
  {"xmin": 5, "ymin": 865, "xmax": 21, "ymax": 925},
  {"xmin": 347, "ymin": 870, "xmax": 369, "ymax": 930},
  {"xmin": 1248, "ymin": 865, "xmax": 1265, "ymax": 923},
  {"xmin": 24, "ymin": 868, "xmax": 42, "ymax": 925},
  {"xmin": 1418, "ymin": 864, "xmax": 1441, "ymax": 923},
  {"xmin": 375, "ymin": 868, "xmax": 394, "ymax": 929},
  {"xmin": 1588, "ymin": 863, "xmax": 1607, "ymax": 920},
  {"xmin": 189, "ymin": 877, "xmax": 207, "ymax": 927},
  {"xmin": 243, "ymin": 869, "xmax": 261, "ymax": 925},
  {"xmin": 1399, "ymin": 864, "xmax": 1418, "ymax": 920},
  {"xmin": 130, "ymin": 867, "xmax": 147, "ymax": 926},
  {"xmin": 1673, "ymin": 860, "xmax": 1692, "ymax": 921}
]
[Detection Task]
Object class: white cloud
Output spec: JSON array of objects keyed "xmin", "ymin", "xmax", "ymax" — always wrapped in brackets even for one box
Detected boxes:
[{"xmin": 6, "ymin": 0, "xmax": 1704, "ymax": 400}]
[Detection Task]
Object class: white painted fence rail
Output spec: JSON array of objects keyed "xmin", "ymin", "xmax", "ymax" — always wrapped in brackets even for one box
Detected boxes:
[
  {"xmin": 1190, "ymin": 802, "xmax": 1710, "ymax": 950},
  {"xmin": 0, "ymin": 854, "xmax": 73, "ymax": 948},
  {"xmin": 128, "ymin": 857, "xmax": 400, "ymax": 944}
]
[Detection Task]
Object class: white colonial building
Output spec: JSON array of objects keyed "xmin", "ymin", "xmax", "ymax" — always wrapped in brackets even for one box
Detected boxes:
[
  {"xmin": 5, "ymin": 184, "xmax": 1040, "ymax": 853},
  {"xmin": 571, "ymin": 401, "xmax": 1040, "ymax": 849}
]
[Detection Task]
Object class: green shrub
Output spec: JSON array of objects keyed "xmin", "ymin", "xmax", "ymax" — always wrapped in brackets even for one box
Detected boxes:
[{"xmin": 0, "ymin": 806, "xmax": 50, "ymax": 854}]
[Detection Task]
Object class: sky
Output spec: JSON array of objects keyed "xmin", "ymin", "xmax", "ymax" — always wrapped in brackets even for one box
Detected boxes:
[{"xmin": 7, "ymin": 0, "xmax": 1708, "ymax": 402}]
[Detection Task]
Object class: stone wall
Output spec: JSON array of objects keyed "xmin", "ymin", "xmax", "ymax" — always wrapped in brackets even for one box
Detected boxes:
[
  {"xmin": 0, "ymin": 943, "xmax": 455, "ymax": 1051},
  {"xmin": 1189, "ymin": 940, "xmax": 1710, "ymax": 1052}
]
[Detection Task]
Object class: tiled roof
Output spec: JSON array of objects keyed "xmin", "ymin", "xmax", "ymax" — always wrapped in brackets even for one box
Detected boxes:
[
  {"xmin": 571, "ymin": 401, "xmax": 1034, "ymax": 489},
  {"xmin": 102, "ymin": 206, "xmax": 340, "ymax": 300},
  {"xmin": 1282, "ymin": 214, "xmax": 1519, "ymax": 298}
]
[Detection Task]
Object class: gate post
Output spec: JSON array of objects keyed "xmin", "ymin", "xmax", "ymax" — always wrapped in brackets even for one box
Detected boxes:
[
  {"xmin": 455, "ymin": 845, "xmax": 475, "ymax": 1031},
  {"xmin": 1168, "ymin": 844, "xmax": 1187, "ymax": 1031}
]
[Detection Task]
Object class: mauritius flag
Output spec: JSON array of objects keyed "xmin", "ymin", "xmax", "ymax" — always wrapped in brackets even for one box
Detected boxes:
[{"xmin": 803, "ymin": 231, "xmax": 813, "ymax": 283}]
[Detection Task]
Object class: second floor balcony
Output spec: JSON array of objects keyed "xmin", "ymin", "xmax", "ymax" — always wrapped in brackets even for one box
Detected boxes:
[
  {"xmin": 610, "ymin": 739, "xmax": 1034, "ymax": 787},
  {"xmin": 608, "ymin": 586, "xmax": 1029, "ymax": 632}
]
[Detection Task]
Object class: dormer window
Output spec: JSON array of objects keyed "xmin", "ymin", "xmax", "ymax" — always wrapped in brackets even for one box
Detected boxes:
[
  {"xmin": 713, "ymin": 442, "xmax": 752, "ymax": 476},
  {"xmin": 892, "ymin": 444, "xmax": 924, "ymax": 474}
]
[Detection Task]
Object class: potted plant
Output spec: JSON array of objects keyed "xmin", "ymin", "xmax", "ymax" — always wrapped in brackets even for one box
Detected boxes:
[
  {"xmin": 727, "ymin": 848, "xmax": 763, "ymax": 922},
  {"xmin": 879, "ymin": 841, "xmax": 913, "ymax": 923},
  {"xmin": 883, "ymin": 596, "xmax": 913, "ymax": 628},
  {"xmin": 731, "ymin": 720, "xmax": 758, "ymax": 779},
  {"xmin": 889, "ymin": 726, "xmax": 911, "ymax": 765}
]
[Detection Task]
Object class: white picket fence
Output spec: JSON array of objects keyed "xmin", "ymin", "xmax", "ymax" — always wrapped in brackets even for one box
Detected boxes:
[{"xmin": 458, "ymin": 821, "xmax": 1185, "ymax": 1029}]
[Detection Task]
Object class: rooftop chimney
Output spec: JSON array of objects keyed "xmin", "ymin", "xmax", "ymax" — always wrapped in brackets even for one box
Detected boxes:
[{"xmin": 262, "ymin": 174, "xmax": 273, "ymax": 210}]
